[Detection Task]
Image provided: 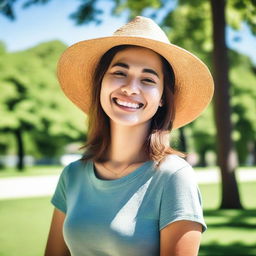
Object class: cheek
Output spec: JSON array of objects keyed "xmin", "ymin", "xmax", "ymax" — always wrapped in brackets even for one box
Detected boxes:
[
  {"xmin": 145, "ymin": 87, "xmax": 163, "ymax": 102},
  {"xmin": 101, "ymin": 76, "xmax": 120, "ymax": 94}
]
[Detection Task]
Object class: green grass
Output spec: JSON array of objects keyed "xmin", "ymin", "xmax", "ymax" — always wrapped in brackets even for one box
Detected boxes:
[
  {"xmin": 0, "ymin": 182, "xmax": 255, "ymax": 256},
  {"xmin": 200, "ymin": 209, "xmax": 256, "ymax": 256},
  {"xmin": 0, "ymin": 197, "xmax": 52, "ymax": 256},
  {"xmin": 0, "ymin": 165, "xmax": 62, "ymax": 178},
  {"xmin": 199, "ymin": 182, "xmax": 256, "ymax": 256},
  {"xmin": 200, "ymin": 182, "xmax": 256, "ymax": 210}
]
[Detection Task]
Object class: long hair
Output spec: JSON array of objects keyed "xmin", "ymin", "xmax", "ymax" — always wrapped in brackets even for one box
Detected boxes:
[{"xmin": 81, "ymin": 45, "xmax": 186, "ymax": 165}]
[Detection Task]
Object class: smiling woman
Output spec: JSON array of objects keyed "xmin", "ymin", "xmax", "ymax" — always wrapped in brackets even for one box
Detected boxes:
[
  {"xmin": 84, "ymin": 44, "xmax": 176, "ymax": 166},
  {"xmin": 45, "ymin": 16, "xmax": 214, "ymax": 256}
]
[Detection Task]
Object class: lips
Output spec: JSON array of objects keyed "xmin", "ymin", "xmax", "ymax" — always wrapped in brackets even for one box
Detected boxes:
[{"xmin": 113, "ymin": 97, "xmax": 144, "ymax": 109}]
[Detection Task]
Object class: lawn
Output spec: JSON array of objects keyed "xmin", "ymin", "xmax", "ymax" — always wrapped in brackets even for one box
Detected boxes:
[
  {"xmin": 199, "ymin": 182, "xmax": 256, "ymax": 256},
  {"xmin": 0, "ymin": 182, "xmax": 255, "ymax": 256},
  {"xmin": 0, "ymin": 165, "xmax": 62, "ymax": 178},
  {"xmin": 0, "ymin": 196, "xmax": 52, "ymax": 256}
]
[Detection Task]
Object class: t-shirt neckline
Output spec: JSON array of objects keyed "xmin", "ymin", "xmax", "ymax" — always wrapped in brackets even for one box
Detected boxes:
[{"xmin": 87, "ymin": 160, "xmax": 155, "ymax": 190}]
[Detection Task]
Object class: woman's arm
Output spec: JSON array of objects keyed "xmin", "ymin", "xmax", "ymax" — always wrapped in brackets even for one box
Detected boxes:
[
  {"xmin": 44, "ymin": 208, "xmax": 71, "ymax": 256},
  {"xmin": 160, "ymin": 220, "xmax": 202, "ymax": 256}
]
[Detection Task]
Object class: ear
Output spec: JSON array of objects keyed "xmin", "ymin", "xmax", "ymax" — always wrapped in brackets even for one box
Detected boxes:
[{"xmin": 159, "ymin": 99, "xmax": 163, "ymax": 107}]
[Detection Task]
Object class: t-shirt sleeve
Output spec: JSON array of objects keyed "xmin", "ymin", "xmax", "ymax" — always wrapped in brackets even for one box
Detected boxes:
[
  {"xmin": 51, "ymin": 165, "xmax": 69, "ymax": 213},
  {"xmin": 159, "ymin": 165, "xmax": 207, "ymax": 233}
]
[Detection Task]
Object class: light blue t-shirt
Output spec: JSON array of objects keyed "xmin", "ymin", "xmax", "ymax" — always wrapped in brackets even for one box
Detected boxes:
[{"xmin": 51, "ymin": 154, "xmax": 207, "ymax": 256}]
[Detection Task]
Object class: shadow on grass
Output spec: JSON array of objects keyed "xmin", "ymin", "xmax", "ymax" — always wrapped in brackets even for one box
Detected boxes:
[
  {"xmin": 204, "ymin": 209, "xmax": 256, "ymax": 229},
  {"xmin": 200, "ymin": 209, "xmax": 256, "ymax": 255},
  {"xmin": 204, "ymin": 209, "xmax": 256, "ymax": 217},
  {"xmin": 199, "ymin": 241, "xmax": 256, "ymax": 256}
]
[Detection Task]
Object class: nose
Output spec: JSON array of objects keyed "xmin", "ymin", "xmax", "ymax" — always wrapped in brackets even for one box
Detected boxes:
[{"xmin": 121, "ymin": 78, "xmax": 140, "ymax": 95}]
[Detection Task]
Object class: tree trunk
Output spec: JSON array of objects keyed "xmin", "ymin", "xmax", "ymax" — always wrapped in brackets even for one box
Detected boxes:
[
  {"xmin": 253, "ymin": 141, "xmax": 256, "ymax": 166},
  {"xmin": 14, "ymin": 128, "xmax": 24, "ymax": 171},
  {"xmin": 210, "ymin": 0, "xmax": 242, "ymax": 209},
  {"xmin": 198, "ymin": 149, "xmax": 207, "ymax": 167},
  {"xmin": 179, "ymin": 127, "xmax": 187, "ymax": 152}
]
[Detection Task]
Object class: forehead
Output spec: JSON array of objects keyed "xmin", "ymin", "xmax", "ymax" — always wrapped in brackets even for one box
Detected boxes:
[{"xmin": 110, "ymin": 46, "xmax": 163, "ymax": 72}]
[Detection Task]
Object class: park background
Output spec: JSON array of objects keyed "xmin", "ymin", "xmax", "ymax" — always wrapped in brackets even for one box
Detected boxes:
[{"xmin": 0, "ymin": 0, "xmax": 256, "ymax": 255}]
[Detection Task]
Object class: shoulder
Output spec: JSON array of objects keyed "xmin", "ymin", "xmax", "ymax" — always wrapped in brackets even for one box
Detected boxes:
[
  {"xmin": 67, "ymin": 158, "xmax": 87, "ymax": 169},
  {"xmin": 156, "ymin": 155, "xmax": 198, "ymax": 193},
  {"xmin": 154, "ymin": 154, "xmax": 197, "ymax": 187},
  {"xmin": 60, "ymin": 159, "xmax": 89, "ymax": 179},
  {"xmin": 157, "ymin": 154, "xmax": 192, "ymax": 176}
]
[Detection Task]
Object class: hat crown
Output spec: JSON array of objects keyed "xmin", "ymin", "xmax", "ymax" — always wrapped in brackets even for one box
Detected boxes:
[{"xmin": 113, "ymin": 16, "xmax": 170, "ymax": 44}]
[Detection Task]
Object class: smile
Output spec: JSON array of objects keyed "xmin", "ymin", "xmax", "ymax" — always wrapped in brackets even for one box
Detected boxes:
[{"xmin": 113, "ymin": 98, "xmax": 144, "ymax": 109}]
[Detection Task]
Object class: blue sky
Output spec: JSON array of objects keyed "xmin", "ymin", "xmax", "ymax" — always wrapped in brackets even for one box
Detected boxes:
[
  {"xmin": 0, "ymin": 0, "xmax": 127, "ymax": 49},
  {"xmin": 0, "ymin": 0, "xmax": 256, "ymax": 64}
]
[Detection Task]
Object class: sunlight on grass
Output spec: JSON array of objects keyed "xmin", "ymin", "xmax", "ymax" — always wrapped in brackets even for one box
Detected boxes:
[
  {"xmin": 0, "ymin": 197, "xmax": 52, "ymax": 256},
  {"xmin": 199, "ymin": 182, "xmax": 256, "ymax": 256}
]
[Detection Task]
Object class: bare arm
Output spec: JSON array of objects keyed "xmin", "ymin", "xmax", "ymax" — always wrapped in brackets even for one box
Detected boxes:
[
  {"xmin": 44, "ymin": 208, "xmax": 71, "ymax": 256},
  {"xmin": 160, "ymin": 220, "xmax": 202, "ymax": 256}
]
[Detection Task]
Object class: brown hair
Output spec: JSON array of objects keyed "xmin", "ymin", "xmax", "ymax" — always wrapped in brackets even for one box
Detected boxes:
[{"xmin": 81, "ymin": 45, "xmax": 185, "ymax": 165}]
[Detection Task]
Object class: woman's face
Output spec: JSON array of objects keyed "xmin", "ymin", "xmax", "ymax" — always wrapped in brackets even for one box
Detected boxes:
[{"xmin": 100, "ymin": 47, "xmax": 164, "ymax": 127}]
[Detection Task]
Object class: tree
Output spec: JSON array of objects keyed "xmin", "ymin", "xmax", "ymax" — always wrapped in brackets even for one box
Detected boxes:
[
  {"xmin": 0, "ymin": 41, "xmax": 86, "ymax": 170},
  {"xmin": 0, "ymin": 50, "xmax": 40, "ymax": 170},
  {"xmin": 210, "ymin": 0, "xmax": 242, "ymax": 208}
]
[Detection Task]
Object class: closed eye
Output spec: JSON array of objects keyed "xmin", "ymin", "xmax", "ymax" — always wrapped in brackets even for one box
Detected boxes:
[
  {"xmin": 113, "ymin": 71, "xmax": 126, "ymax": 77},
  {"xmin": 142, "ymin": 78, "xmax": 156, "ymax": 84}
]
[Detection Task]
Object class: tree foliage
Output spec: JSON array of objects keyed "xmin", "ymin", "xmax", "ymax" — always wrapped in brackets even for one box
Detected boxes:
[
  {"xmin": 227, "ymin": 0, "xmax": 256, "ymax": 34},
  {"xmin": 230, "ymin": 52, "xmax": 256, "ymax": 164},
  {"xmin": 0, "ymin": 40, "xmax": 86, "ymax": 168}
]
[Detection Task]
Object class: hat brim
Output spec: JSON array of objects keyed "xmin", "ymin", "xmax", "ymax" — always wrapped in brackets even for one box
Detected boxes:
[{"xmin": 57, "ymin": 36, "xmax": 214, "ymax": 129}]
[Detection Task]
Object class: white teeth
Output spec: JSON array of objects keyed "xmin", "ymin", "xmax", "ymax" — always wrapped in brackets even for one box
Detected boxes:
[{"xmin": 115, "ymin": 99, "xmax": 141, "ymax": 109}]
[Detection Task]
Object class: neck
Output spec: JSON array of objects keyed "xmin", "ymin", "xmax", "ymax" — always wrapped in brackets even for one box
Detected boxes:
[{"xmin": 106, "ymin": 121, "xmax": 151, "ymax": 165}]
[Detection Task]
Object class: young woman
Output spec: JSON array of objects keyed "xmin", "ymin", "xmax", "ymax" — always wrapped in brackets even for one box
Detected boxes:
[{"xmin": 45, "ymin": 16, "xmax": 214, "ymax": 256}]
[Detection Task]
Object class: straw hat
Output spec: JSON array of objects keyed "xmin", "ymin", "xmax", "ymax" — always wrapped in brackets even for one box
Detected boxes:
[{"xmin": 57, "ymin": 16, "xmax": 214, "ymax": 129}]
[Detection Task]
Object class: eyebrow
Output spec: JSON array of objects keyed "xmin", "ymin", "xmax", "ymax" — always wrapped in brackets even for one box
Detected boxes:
[
  {"xmin": 111, "ymin": 62, "xmax": 129, "ymax": 69},
  {"xmin": 111, "ymin": 62, "xmax": 160, "ymax": 78},
  {"xmin": 143, "ymin": 68, "xmax": 159, "ymax": 78}
]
